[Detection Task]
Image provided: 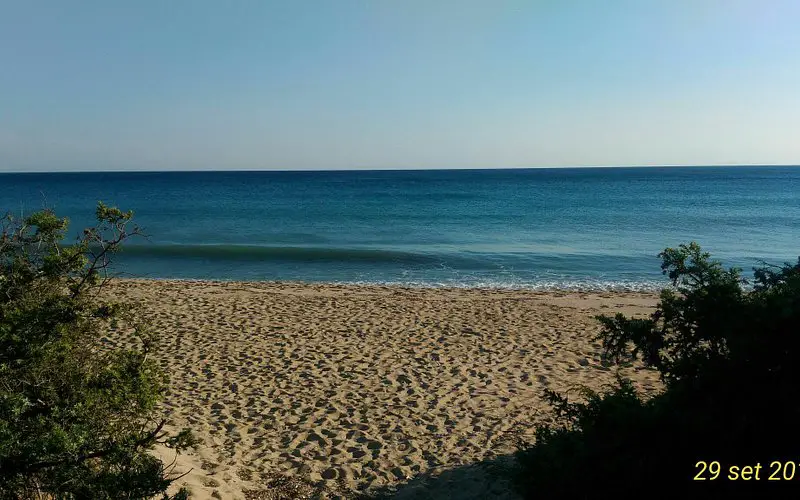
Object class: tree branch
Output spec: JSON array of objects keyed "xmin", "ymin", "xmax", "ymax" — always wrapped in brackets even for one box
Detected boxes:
[{"xmin": 5, "ymin": 420, "xmax": 167, "ymax": 474}]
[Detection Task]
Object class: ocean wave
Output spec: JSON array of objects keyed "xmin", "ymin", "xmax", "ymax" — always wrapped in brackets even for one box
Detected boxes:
[
  {"xmin": 118, "ymin": 243, "xmax": 471, "ymax": 265},
  {"xmin": 125, "ymin": 275, "xmax": 670, "ymax": 292},
  {"xmin": 336, "ymin": 278, "xmax": 670, "ymax": 292}
]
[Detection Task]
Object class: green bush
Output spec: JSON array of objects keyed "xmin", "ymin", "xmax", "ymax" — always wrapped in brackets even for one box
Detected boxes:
[
  {"xmin": 513, "ymin": 243, "xmax": 800, "ymax": 497},
  {"xmin": 0, "ymin": 203, "xmax": 194, "ymax": 499}
]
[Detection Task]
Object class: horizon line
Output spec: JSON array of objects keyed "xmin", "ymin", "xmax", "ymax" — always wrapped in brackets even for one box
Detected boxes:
[{"xmin": 1, "ymin": 164, "xmax": 798, "ymax": 174}]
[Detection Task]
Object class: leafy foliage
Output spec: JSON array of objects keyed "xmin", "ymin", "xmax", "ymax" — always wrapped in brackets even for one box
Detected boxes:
[
  {"xmin": 0, "ymin": 203, "xmax": 194, "ymax": 499},
  {"xmin": 513, "ymin": 243, "xmax": 800, "ymax": 497}
]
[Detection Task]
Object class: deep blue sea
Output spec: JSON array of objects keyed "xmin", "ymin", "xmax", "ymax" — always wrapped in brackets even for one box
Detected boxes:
[{"xmin": 1, "ymin": 167, "xmax": 798, "ymax": 290}]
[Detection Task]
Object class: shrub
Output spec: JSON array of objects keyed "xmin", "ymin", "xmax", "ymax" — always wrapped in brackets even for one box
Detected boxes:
[
  {"xmin": 513, "ymin": 243, "xmax": 800, "ymax": 498},
  {"xmin": 0, "ymin": 203, "xmax": 194, "ymax": 499}
]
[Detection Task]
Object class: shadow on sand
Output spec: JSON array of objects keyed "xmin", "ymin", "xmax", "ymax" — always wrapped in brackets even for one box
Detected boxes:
[{"xmin": 356, "ymin": 453, "xmax": 522, "ymax": 500}]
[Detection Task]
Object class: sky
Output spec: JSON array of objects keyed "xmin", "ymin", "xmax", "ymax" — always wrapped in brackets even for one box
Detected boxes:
[{"xmin": 1, "ymin": 0, "xmax": 799, "ymax": 172}]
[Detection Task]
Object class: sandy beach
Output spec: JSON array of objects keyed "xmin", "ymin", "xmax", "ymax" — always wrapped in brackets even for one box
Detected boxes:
[{"xmin": 105, "ymin": 280, "xmax": 662, "ymax": 499}]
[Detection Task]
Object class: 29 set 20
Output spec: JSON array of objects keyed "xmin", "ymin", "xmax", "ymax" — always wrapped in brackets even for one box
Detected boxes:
[{"xmin": 695, "ymin": 461, "xmax": 799, "ymax": 481}]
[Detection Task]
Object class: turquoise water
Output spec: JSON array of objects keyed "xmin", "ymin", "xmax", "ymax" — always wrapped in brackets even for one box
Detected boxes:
[{"xmin": 1, "ymin": 167, "xmax": 798, "ymax": 290}]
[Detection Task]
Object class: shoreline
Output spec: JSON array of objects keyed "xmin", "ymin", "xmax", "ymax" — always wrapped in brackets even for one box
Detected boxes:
[
  {"xmin": 113, "ymin": 276, "xmax": 670, "ymax": 294},
  {"xmin": 105, "ymin": 280, "xmax": 662, "ymax": 499}
]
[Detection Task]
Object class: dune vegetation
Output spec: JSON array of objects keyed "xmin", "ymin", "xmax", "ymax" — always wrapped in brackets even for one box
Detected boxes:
[
  {"xmin": 0, "ymin": 204, "xmax": 195, "ymax": 499},
  {"xmin": 513, "ymin": 243, "xmax": 800, "ymax": 498}
]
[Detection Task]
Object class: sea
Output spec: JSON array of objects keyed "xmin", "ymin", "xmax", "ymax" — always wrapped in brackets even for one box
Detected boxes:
[{"xmin": 1, "ymin": 167, "xmax": 797, "ymax": 291}]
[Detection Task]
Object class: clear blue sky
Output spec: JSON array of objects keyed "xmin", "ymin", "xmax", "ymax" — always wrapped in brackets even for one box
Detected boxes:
[{"xmin": 1, "ymin": 1, "xmax": 798, "ymax": 171}]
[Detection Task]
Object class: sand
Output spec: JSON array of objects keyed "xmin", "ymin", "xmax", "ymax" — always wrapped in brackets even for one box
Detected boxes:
[{"xmin": 104, "ymin": 280, "xmax": 662, "ymax": 499}]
